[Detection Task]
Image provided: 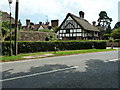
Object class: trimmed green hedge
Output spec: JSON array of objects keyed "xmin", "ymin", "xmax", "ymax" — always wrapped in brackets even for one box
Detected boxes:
[
  {"xmin": 93, "ymin": 42, "xmax": 106, "ymax": 49},
  {"xmin": 1, "ymin": 41, "xmax": 106, "ymax": 55}
]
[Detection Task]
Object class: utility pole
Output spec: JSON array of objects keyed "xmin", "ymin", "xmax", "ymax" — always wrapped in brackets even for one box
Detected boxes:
[
  {"xmin": 14, "ymin": 0, "xmax": 19, "ymax": 55},
  {"xmin": 9, "ymin": 12, "xmax": 12, "ymax": 56},
  {"xmin": 8, "ymin": 0, "xmax": 13, "ymax": 56}
]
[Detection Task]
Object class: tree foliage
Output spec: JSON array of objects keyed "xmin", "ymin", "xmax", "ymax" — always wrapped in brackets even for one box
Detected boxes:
[
  {"xmin": 1, "ymin": 21, "xmax": 10, "ymax": 40},
  {"xmin": 98, "ymin": 11, "xmax": 112, "ymax": 31},
  {"xmin": 111, "ymin": 28, "xmax": 120, "ymax": 39},
  {"xmin": 114, "ymin": 22, "xmax": 120, "ymax": 29},
  {"xmin": 53, "ymin": 26, "xmax": 59, "ymax": 33}
]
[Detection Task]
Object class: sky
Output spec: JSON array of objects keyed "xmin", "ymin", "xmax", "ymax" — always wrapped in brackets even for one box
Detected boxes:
[
  {"xmin": 118, "ymin": 1, "xmax": 120, "ymax": 21},
  {"xmin": 0, "ymin": 0, "xmax": 120, "ymax": 28}
]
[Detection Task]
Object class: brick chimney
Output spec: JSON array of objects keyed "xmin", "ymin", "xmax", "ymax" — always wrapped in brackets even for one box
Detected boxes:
[
  {"xmin": 92, "ymin": 21, "xmax": 96, "ymax": 26},
  {"xmin": 51, "ymin": 20, "xmax": 59, "ymax": 27},
  {"xmin": 79, "ymin": 11, "xmax": 84, "ymax": 19},
  {"xmin": 26, "ymin": 19, "xmax": 30, "ymax": 27}
]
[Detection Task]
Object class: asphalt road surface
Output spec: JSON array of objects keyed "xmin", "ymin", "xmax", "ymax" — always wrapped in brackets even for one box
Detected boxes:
[{"xmin": 1, "ymin": 50, "xmax": 120, "ymax": 88}]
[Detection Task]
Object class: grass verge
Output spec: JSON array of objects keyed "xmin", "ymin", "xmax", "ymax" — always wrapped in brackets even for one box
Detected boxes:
[{"xmin": 1, "ymin": 49, "xmax": 116, "ymax": 62}]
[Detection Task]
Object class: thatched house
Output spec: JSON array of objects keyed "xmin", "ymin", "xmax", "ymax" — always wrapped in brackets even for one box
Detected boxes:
[{"xmin": 57, "ymin": 11, "xmax": 100, "ymax": 40}]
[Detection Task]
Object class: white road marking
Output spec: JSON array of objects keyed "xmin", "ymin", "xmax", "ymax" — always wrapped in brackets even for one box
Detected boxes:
[
  {"xmin": 109, "ymin": 59, "xmax": 119, "ymax": 62},
  {"xmin": 104, "ymin": 58, "xmax": 119, "ymax": 62},
  {"xmin": 0, "ymin": 66, "xmax": 79, "ymax": 82}
]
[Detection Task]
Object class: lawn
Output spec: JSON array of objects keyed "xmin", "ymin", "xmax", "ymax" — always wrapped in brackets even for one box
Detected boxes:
[{"xmin": 1, "ymin": 49, "xmax": 116, "ymax": 62}]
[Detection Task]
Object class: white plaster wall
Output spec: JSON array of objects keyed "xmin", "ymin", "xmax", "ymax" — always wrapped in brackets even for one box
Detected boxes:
[{"xmin": 67, "ymin": 16, "xmax": 73, "ymax": 20}]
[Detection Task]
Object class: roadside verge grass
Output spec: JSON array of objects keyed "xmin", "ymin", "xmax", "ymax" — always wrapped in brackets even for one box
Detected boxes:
[{"xmin": 1, "ymin": 49, "xmax": 116, "ymax": 62}]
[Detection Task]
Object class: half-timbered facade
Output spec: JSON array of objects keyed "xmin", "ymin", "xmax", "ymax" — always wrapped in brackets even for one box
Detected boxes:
[{"xmin": 57, "ymin": 11, "xmax": 100, "ymax": 40}]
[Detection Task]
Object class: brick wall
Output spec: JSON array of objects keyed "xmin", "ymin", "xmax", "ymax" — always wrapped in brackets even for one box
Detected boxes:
[
  {"xmin": 18, "ymin": 31, "xmax": 56, "ymax": 41},
  {"xmin": 106, "ymin": 42, "xmax": 120, "ymax": 47}
]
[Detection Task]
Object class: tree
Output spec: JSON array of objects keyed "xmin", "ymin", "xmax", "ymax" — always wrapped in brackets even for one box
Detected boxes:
[
  {"xmin": 98, "ymin": 11, "xmax": 112, "ymax": 31},
  {"xmin": 1, "ymin": 21, "xmax": 10, "ymax": 41},
  {"xmin": 103, "ymin": 33, "xmax": 111, "ymax": 40},
  {"xmin": 1, "ymin": 21, "xmax": 16, "ymax": 41},
  {"xmin": 53, "ymin": 26, "xmax": 59, "ymax": 33},
  {"xmin": 114, "ymin": 22, "xmax": 120, "ymax": 29},
  {"xmin": 111, "ymin": 28, "xmax": 120, "ymax": 39},
  {"xmin": 18, "ymin": 19, "xmax": 22, "ymax": 30},
  {"xmin": 97, "ymin": 11, "xmax": 112, "ymax": 40},
  {"xmin": 106, "ymin": 25, "xmax": 112, "ymax": 34}
]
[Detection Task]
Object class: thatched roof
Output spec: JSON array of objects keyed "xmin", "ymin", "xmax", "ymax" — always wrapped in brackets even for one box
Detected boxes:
[
  {"xmin": 58, "ymin": 13, "xmax": 100, "ymax": 32},
  {"xmin": 70, "ymin": 13, "xmax": 100, "ymax": 32}
]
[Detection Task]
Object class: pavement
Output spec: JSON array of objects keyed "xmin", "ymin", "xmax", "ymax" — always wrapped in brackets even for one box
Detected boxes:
[
  {"xmin": 1, "ymin": 50, "xmax": 119, "ymax": 88},
  {"xmin": 22, "ymin": 54, "xmax": 54, "ymax": 59},
  {"xmin": 106, "ymin": 47, "xmax": 120, "ymax": 49}
]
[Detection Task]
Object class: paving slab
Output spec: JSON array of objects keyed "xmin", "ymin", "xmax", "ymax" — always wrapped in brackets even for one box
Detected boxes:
[{"xmin": 22, "ymin": 54, "xmax": 54, "ymax": 59}]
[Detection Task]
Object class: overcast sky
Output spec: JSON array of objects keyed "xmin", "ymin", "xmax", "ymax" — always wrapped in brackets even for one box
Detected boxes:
[{"xmin": 0, "ymin": 0, "xmax": 119, "ymax": 28}]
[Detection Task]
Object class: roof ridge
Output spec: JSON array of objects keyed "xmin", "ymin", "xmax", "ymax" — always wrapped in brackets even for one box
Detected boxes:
[{"xmin": 69, "ymin": 13, "xmax": 89, "ymax": 22}]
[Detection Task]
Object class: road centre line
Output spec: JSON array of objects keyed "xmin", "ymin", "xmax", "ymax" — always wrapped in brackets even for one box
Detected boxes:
[{"xmin": 0, "ymin": 66, "xmax": 79, "ymax": 82}]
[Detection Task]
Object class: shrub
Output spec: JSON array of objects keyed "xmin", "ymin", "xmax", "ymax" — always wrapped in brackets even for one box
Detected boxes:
[
  {"xmin": 93, "ymin": 42, "xmax": 106, "ymax": 49},
  {"xmin": 111, "ymin": 28, "xmax": 120, "ymax": 39},
  {"xmin": 2, "ymin": 42, "xmax": 14, "ymax": 55}
]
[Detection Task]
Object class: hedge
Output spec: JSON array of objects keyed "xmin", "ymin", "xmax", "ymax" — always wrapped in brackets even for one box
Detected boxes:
[
  {"xmin": 1, "ymin": 41, "xmax": 106, "ymax": 55},
  {"xmin": 93, "ymin": 42, "xmax": 106, "ymax": 49}
]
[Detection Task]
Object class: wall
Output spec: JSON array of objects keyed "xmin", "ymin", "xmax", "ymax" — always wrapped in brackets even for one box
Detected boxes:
[
  {"xmin": 18, "ymin": 31, "xmax": 56, "ymax": 41},
  {"xmin": 106, "ymin": 42, "xmax": 120, "ymax": 47}
]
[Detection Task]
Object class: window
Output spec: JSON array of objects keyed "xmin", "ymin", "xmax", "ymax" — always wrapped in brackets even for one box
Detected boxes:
[
  {"xmin": 66, "ymin": 29, "xmax": 70, "ymax": 33},
  {"xmin": 60, "ymin": 34, "xmax": 62, "ymax": 37},
  {"xmin": 63, "ymin": 30, "xmax": 66, "ymax": 33},
  {"xmin": 77, "ymin": 29, "xmax": 81, "ymax": 32},
  {"xmin": 77, "ymin": 33, "xmax": 81, "ymax": 36},
  {"xmin": 60, "ymin": 30, "xmax": 62, "ymax": 33},
  {"xmin": 66, "ymin": 34, "xmax": 69, "ymax": 37},
  {"xmin": 74, "ymin": 29, "xmax": 77, "ymax": 33},
  {"xmin": 70, "ymin": 34, "xmax": 73, "ymax": 37},
  {"xmin": 73, "ymin": 34, "xmax": 76, "ymax": 37},
  {"xmin": 70, "ymin": 30, "xmax": 73, "ymax": 33}
]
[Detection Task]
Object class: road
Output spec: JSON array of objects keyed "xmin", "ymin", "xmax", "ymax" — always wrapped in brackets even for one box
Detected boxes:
[{"xmin": 1, "ymin": 50, "xmax": 120, "ymax": 88}]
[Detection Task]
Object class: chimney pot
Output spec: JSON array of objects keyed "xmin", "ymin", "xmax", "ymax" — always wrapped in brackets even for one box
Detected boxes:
[
  {"xmin": 92, "ymin": 21, "xmax": 96, "ymax": 26},
  {"xmin": 26, "ymin": 19, "xmax": 30, "ymax": 27},
  {"xmin": 79, "ymin": 11, "xmax": 84, "ymax": 19},
  {"xmin": 51, "ymin": 20, "xmax": 59, "ymax": 27}
]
